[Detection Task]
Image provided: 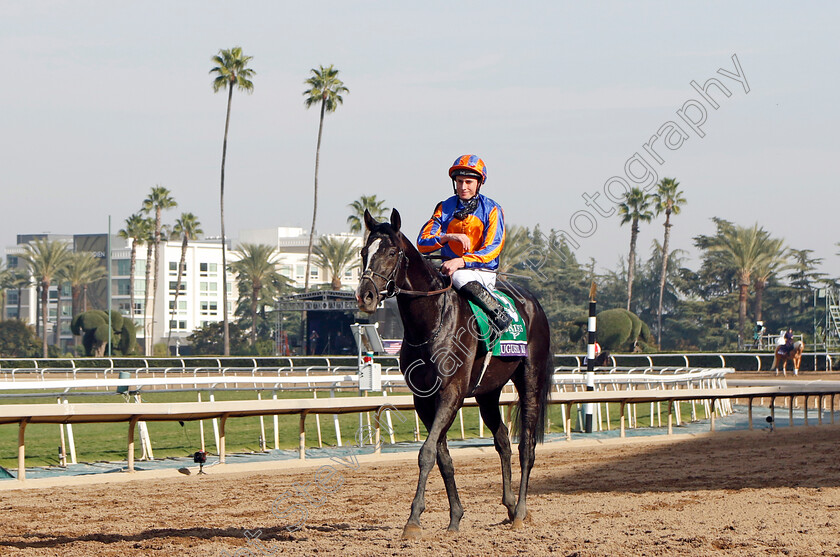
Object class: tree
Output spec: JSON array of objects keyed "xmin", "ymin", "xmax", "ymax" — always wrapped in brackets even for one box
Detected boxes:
[
  {"xmin": 62, "ymin": 251, "xmax": 107, "ymax": 347},
  {"xmin": 618, "ymin": 188, "xmax": 654, "ymax": 312},
  {"xmin": 118, "ymin": 212, "xmax": 147, "ymax": 327},
  {"xmin": 302, "ymin": 64, "xmax": 349, "ymax": 293},
  {"xmin": 142, "ymin": 186, "xmax": 177, "ymax": 350},
  {"xmin": 313, "ymin": 236, "xmax": 359, "ymax": 290},
  {"xmin": 651, "ymin": 178, "xmax": 686, "ymax": 347},
  {"xmin": 230, "ymin": 243, "xmax": 282, "ymax": 346},
  {"xmin": 167, "ymin": 212, "xmax": 203, "ymax": 346},
  {"xmin": 140, "ymin": 216, "xmax": 155, "ymax": 354},
  {"xmin": 0, "ymin": 320, "xmax": 40, "ymax": 357},
  {"xmin": 210, "ymin": 46, "xmax": 255, "ymax": 356},
  {"xmin": 498, "ymin": 224, "xmax": 531, "ymax": 274},
  {"xmin": 20, "ymin": 239, "xmax": 72, "ymax": 357},
  {"xmin": 347, "ymin": 195, "xmax": 387, "ymax": 238},
  {"xmin": 751, "ymin": 237, "xmax": 788, "ymax": 322},
  {"xmin": 187, "ymin": 321, "xmax": 248, "ymax": 356},
  {"xmin": 699, "ymin": 221, "xmax": 780, "ymax": 348}
]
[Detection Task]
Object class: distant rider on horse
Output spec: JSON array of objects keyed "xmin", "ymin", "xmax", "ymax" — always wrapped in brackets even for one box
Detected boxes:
[
  {"xmin": 781, "ymin": 327, "xmax": 795, "ymax": 355},
  {"xmin": 417, "ymin": 154, "xmax": 512, "ymax": 333}
]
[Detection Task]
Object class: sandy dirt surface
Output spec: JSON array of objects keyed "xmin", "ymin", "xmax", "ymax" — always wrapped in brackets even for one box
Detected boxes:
[{"xmin": 2, "ymin": 424, "xmax": 840, "ymax": 556}]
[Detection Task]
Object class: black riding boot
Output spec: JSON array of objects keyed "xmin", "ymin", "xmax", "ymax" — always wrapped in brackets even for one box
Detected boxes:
[{"xmin": 460, "ymin": 281, "xmax": 513, "ymax": 333}]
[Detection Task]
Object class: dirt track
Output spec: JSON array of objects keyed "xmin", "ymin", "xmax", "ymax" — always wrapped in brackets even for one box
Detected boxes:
[{"xmin": 3, "ymin": 423, "xmax": 840, "ymax": 556}]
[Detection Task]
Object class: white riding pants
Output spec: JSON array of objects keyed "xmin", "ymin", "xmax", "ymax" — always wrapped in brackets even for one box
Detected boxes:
[{"xmin": 451, "ymin": 268, "xmax": 497, "ymax": 291}]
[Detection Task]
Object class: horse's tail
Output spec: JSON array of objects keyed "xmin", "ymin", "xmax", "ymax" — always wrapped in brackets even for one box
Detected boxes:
[
  {"xmin": 534, "ymin": 351, "xmax": 554, "ymax": 444},
  {"xmin": 510, "ymin": 348, "xmax": 554, "ymax": 445}
]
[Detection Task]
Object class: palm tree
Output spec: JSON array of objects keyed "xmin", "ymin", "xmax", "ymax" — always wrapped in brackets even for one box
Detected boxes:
[
  {"xmin": 62, "ymin": 251, "xmax": 107, "ymax": 346},
  {"xmin": 118, "ymin": 212, "xmax": 147, "ymax": 326},
  {"xmin": 0, "ymin": 262, "xmax": 7, "ymax": 320},
  {"xmin": 618, "ymin": 188, "xmax": 654, "ymax": 312},
  {"xmin": 347, "ymin": 195, "xmax": 387, "ymax": 239},
  {"xmin": 210, "ymin": 46, "xmax": 255, "ymax": 356},
  {"xmin": 230, "ymin": 243, "xmax": 281, "ymax": 346},
  {"xmin": 142, "ymin": 186, "xmax": 177, "ymax": 349},
  {"xmin": 651, "ymin": 178, "xmax": 686, "ymax": 346},
  {"xmin": 167, "ymin": 213, "xmax": 203, "ymax": 346},
  {"xmin": 752, "ymin": 237, "xmax": 788, "ymax": 323},
  {"xmin": 302, "ymin": 64, "xmax": 349, "ymax": 293},
  {"xmin": 21, "ymin": 239, "xmax": 72, "ymax": 357},
  {"xmin": 313, "ymin": 236, "xmax": 359, "ymax": 290},
  {"xmin": 140, "ymin": 216, "xmax": 155, "ymax": 355},
  {"xmin": 706, "ymin": 222, "xmax": 780, "ymax": 348}
]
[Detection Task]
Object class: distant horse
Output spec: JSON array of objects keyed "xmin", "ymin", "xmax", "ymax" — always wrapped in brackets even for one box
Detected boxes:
[
  {"xmin": 355, "ymin": 209, "xmax": 553, "ymax": 538},
  {"xmin": 772, "ymin": 341, "xmax": 804, "ymax": 376}
]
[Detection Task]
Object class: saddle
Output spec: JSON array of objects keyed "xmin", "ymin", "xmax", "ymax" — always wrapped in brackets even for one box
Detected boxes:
[{"xmin": 465, "ymin": 290, "xmax": 528, "ymax": 357}]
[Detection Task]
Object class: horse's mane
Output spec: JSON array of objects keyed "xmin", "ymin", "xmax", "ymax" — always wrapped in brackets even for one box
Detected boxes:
[{"xmin": 368, "ymin": 220, "xmax": 444, "ymax": 288}]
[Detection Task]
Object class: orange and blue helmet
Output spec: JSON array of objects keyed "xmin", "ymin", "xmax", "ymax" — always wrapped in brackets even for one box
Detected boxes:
[{"xmin": 448, "ymin": 155, "xmax": 487, "ymax": 185}]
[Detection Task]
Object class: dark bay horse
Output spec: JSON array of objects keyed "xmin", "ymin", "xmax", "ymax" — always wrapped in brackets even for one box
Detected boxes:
[
  {"xmin": 773, "ymin": 341, "xmax": 804, "ymax": 376},
  {"xmin": 355, "ymin": 209, "xmax": 553, "ymax": 538}
]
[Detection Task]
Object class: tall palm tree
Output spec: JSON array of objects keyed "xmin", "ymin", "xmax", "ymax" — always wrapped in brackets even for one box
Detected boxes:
[
  {"xmin": 618, "ymin": 188, "xmax": 654, "ymax": 312},
  {"xmin": 651, "ymin": 178, "xmax": 686, "ymax": 346},
  {"xmin": 230, "ymin": 243, "xmax": 281, "ymax": 346},
  {"xmin": 210, "ymin": 46, "xmax": 255, "ymax": 356},
  {"xmin": 118, "ymin": 212, "xmax": 147, "ymax": 326},
  {"xmin": 140, "ymin": 216, "xmax": 155, "ymax": 355},
  {"xmin": 142, "ymin": 186, "xmax": 177, "ymax": 349},
  {"xmin": 21, "ymin": 239, "xmax": 71, "ymax": 357},
  {"xmin": 167, "ymin": 213, "xmax": 203, "ymax": 346},
  {"xmin": 347, "ymin": 195, "xmax": 387, "ymax": 239},
  {"xmin": 706, "ymin": 222, "xmax": 780, "ymax": 348},
  {"xmin": 62, "ymin": 251, "xmax": 107, "ymax": 346},
  {"xmin": 313, "ymin": 236, "xmax": 359, "ymax": 290},
  {"xmin": 302, "ymin": 64, "xmax": 349, "ymax": 293},
  {"xmin": 0, "ymin": 262, "xmax": 7, "ymax": 320},
  {"xmin": 751, "ymin": 237, "xmax": 788, "ymax": 323}
]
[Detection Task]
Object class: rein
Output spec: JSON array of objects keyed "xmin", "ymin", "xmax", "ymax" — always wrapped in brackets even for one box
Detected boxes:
[{"xmin": 360, "ymin": 241, "xmax": 452, "ymax": 347}]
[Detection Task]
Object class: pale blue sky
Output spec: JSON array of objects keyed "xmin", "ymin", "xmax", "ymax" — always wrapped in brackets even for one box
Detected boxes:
[{"xmin": 2, "ymin": 1, "xmax": 838, "ymax": 278}]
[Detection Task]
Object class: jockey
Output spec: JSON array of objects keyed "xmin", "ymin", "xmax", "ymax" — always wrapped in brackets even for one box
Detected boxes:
[
  {"xmin": 783, "ymin": 327, "xmax": 794, "ymax": 353},
  {"xmin": 417, "ymin": 154, "xmax": 512, "ymax": 333}
]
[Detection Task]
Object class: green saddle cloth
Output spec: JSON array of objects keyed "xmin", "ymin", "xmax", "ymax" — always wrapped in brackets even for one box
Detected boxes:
[{"xmin": 466, "ymin": 291, "xmax": 528, "ymax": 357}]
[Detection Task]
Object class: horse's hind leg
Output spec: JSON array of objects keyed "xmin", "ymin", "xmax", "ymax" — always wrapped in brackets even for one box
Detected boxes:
[
  {"xmin": 435, "ymin": 437, "xmax": 464, "ymax": 532},
  {"xmin": 476, "ymin": 388, "xmax": 516, "ymax": 521},
  {"xmin": 510, "ymin": 356, "xmax": 547, "ymax": 529}
]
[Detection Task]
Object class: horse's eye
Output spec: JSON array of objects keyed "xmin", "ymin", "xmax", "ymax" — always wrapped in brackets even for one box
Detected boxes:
[{"xmin": 388, "ymin": 248, "xmax": 398, "ymax": 256}]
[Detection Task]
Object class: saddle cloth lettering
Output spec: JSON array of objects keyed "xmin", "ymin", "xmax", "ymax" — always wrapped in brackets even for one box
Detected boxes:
[{"xmin": 466, "ymin": 291, "xmax": 528, "ymax": 357}]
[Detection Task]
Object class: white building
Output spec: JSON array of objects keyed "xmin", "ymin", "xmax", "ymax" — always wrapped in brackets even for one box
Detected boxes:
[
  {"xmin": 238, "ymin": 226, "xmax": 363, "ymax": 290},
  {"xmin": 5, "ymin": 227, "xmax": 363, "ymax": 355}
]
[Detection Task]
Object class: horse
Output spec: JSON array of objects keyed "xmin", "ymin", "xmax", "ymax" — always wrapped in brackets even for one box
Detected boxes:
[
  {"xmin": 355, "ymin": 209, "xmax": 553, "ymax": 538},
  {"xmin": 772, "ymin": 341, "xmax": 804, "ymax": 376}
]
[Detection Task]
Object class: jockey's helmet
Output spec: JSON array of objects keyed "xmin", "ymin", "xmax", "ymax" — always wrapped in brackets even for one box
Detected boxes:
[{"xmin": 449, "ymin": 155, "xmax": 487, "ymax": 185}]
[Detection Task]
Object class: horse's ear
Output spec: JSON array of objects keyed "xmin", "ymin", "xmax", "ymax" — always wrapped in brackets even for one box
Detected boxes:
[
  {"xmin": 390, "ymin": 209, "xmax": 401, "ymax": 233},
  {"xmin": 363, "ymin": 209, "xmax": 378, "ymax": 231}
]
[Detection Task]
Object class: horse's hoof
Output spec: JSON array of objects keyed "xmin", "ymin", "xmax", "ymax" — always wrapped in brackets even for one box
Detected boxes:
[
  {"xmin": 446, "ymin": 527, "xmax": 459, "ymax": 536},
  {"xmin": 402, "ymin": 523, "xmax": 423, "ymax": 539},
  {"xmin": 511, "ymin": 517, "xmax": 525, "ymax": 529}
]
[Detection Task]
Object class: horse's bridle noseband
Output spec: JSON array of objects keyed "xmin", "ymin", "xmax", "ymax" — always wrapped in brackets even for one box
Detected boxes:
[{"xmin": 360, "ymin": 246, "xmax": 452, "ymax": 300}]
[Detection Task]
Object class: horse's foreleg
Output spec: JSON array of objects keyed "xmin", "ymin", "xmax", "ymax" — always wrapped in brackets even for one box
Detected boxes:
[
  {"xmin": 403, "ymin": 398, "xmax": 460, "ymax": 539},
  {"xmin": 477, "ymin": 392, "xmax": 515, "ymax": 521},
  {"xmin": 435, "ymin": 438, "xmax": 464, "ymax": 532}
]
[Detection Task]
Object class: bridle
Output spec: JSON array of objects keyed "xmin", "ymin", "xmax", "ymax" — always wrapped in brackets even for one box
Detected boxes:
[
  {"xmin": 360, "ymin": 240, "xmax": 452, "ymax": 348},
  {"xmin": 360, "ymin": 244, "xmax": 452, "ymax": 300}
]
